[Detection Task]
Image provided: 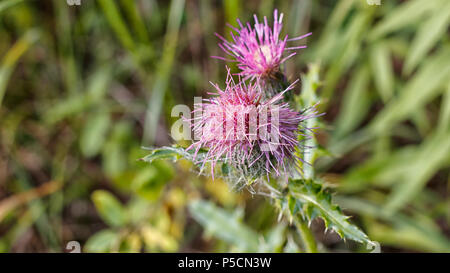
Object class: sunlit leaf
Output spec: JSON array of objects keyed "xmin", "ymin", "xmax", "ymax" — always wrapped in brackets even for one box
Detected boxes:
[
  {"xmin": 131, "ymin": 161, "xmax": 174, "ymax": 201},
  {"xmin": 80, "ymin": 111, "xmax": 111, "ymax": 158},
  {"xmin": 84, "ymin": 229, "xmax": 120, "ymax": 253},
  {"xmin": 92, "ymin": 190, "xmax": 128, "ymax": 228},
  {"xmin": 189, "ymin": 200, "xmax": 260, "ymax": 252}
]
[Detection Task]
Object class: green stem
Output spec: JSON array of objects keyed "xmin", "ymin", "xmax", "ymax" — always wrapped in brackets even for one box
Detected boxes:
[
  {"xmin": 295, "ymin": 67, "xmax": 319, "ymax": 253},
  {"xmin": 295, "ymin": 216, "xmax": 318, "ymax": 253}
]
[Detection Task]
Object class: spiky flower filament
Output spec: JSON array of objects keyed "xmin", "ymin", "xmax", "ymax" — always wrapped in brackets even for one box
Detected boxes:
[{"xmin": 213, "ymin": 9, "xmax": 312, "ymax": 80}]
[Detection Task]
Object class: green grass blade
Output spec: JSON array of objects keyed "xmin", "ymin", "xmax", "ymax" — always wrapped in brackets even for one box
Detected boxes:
[
  {"xmin": 334, "ymin": 64, "xmax": 370, "ymax": 138},
  {"xmin": 0, "ymin": 29, "xmax": 40, "ymax": 108},
  {"xmin": 403, "ymin": 0, "xmax": 450, "ymax": 74},
  {"xmin": 97, "ymin": 0, "xmax": 136, "ymax": 53},
  {"xmin": 143, "ymin": 0, "xmax": 185, "ymax": 145},
  {"xmin": 53, "ymin": 0, "xmax": 79, "ymax": 95},
  {"xmin": 336, "ymin": 197, "xmax": 450, "ymax": 252},
  {"xmin": 369, "ymin": 42, "xmax": 394, "ymax": 102},
  {"xmin": 438, "ymin": 82, "xmax": 450, "ymax": 133},
  {"xmin": 0, "ymin": 0, "xmax": 25, "ymax": 14},
  {"xmin": 369, "ymin": 47, "xmax": 450, "ymax": 134},
  {"xmin": 369, "ymin": 0, "xmax": 438, "ymax": 41},
  {"xmin": 384, "ymin": 130, "xmax": 450, "ymax": 214},
  {"xmin": 224, "ymin": 0, "xmax": 241, "ymax": 26},
  {"xmin": 120, "ymin": 0, "xmax": 150, "ymax": 44},
  {"xmin": 321, "ymin": 9, "xmax": 373, "ymax": 101}
]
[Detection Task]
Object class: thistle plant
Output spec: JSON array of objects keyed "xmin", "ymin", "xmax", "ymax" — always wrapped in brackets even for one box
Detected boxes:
[
  {"xmin": 143, "ymin": 9, "xmax": 374, "ymax": 252},
  {"xmin": 187, "ymin": 69, "xmax": 317, "ymax": 190}
]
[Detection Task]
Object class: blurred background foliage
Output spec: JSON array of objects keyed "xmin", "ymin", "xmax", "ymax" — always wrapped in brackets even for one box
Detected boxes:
[{"xmin": 0, "ymin": 0, "xmax": 449, "ymax": 252}]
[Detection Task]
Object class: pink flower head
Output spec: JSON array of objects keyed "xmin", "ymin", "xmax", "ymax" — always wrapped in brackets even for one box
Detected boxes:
[
  {"xmin": 213, "ymin": 9, "xmax": 312, "ymax": 80},
  {"xmin": 188, "ymin": 69, "xmax": 317, "ymax": 182}
]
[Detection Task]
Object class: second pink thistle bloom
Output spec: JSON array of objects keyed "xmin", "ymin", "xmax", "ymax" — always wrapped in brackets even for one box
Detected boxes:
[{"xmin": 214, "ymin": 9, "xmax": 312, "ymax": 80}]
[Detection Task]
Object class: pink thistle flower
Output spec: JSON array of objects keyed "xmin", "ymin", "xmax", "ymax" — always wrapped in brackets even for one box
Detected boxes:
[
  {"xmin": 187, "ymin": 69, "xmax": 318, "ymax": 184},
  {"xmin": 213, "ymin": 9, "xmax": 312, "ymax": 81}
]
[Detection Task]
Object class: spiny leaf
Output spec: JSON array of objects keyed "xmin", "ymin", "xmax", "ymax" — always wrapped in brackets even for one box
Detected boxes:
[
  {"xmin": 140, "ymin": 145, "xmax": 206, "ymax": 164},
  {"xmin": 140, "ymin": 146, "xmax": 185, "ymax": 163},
  {"xmin": 284, "ymin": 179, "xmax": 373, "ymax": 246}
]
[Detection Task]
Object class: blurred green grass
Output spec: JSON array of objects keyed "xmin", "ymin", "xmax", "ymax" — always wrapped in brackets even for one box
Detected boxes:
[{"xmin": 0, "ymin": 0, "xmax": 448, "ymax": 253}]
